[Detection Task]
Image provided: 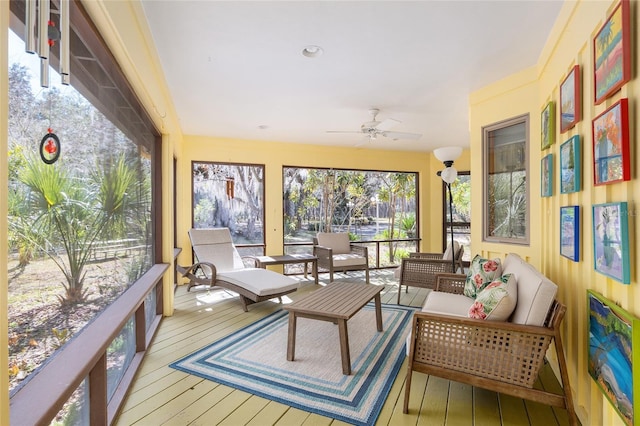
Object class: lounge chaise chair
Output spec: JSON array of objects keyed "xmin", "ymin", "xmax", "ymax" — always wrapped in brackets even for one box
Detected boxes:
[{"xmin": 177, "ymin": 228, "xmax": 299, "ymax": 311}]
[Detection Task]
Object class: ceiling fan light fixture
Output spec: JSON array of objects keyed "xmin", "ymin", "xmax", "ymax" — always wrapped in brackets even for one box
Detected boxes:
[{"xmin": 302, "ymin": 45, "xmax": 323, "ymax": 58}]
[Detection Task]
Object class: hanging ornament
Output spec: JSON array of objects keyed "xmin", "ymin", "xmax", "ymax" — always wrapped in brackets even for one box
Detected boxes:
[
  {"xmin": 226, "ymin": 177, "xmax": 235, "ymax": 200},
  {"xmin": 47, "ymin": 20, "xmax": 60, "ymax": 47},
  {"xmin": 40, "ymin": 128, "xmax": 60, "ymax": 164}
]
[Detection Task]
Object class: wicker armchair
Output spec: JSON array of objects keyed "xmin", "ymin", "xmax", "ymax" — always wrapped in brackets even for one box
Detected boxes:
[
  {"xmin": 396, "ymin": 255, "xmax": 455, "ymax": 303},
  {"xmin": 313, "ymin": 232, "xmax": 369, "ymax": 283},
  {"xmin": 403, "ymin": 273, "xmax": 578, "ymax": 425}
]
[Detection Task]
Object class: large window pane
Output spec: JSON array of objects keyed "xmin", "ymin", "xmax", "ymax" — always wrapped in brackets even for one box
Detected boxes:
[
  {"xmin": 8, "ymin": 23, "xmax": 154, "ymax": 396},
  {"xmin": 444, "ymin": 172, "xmax": 471, "ymax": 262},
  {"xmin": 283, "ymin": 167, "xmax": 418, "ymax": 266},
  {"xmin": 483, "ymin": 116, "xmax": 529, "ymax": 244},
  {"xmin": 192, "ymin": 162, "xmax": 265, "ymax": 254}
]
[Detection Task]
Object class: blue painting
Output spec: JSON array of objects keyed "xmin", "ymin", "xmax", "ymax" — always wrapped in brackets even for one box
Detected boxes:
[{"xmin": 589, "ymin": 290, "xmax": 638, "ymax": 426}]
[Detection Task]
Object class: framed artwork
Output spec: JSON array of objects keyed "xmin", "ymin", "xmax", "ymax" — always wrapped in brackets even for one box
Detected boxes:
[
  {"xmin": 560, "ymin": 206, "xmax": 579, "ymax": 261},
  {"xmin": 560, "ymin": 135, "xmax": 581, "ymax": 193},
  {"xmin": 594, "ymin": 0, "xmax": 631, "ymax": 105},
  {"xmin": 541, "ymin": 154, "xmax": 553, "ymax": 197},
  {"xmin": 588, "ymin": 290, "xmax": 639, "ymax": 426},
  {"xmin": 541, "ymin": 101, "xmax": 555, "ymax": 150},
  {"xmin": 592, "ymin": 98, "xmax": 630, "ymax": 186},
  {"xmin": 560, "ymin": 65, "xmax": 581, "ymax": 132},
  {"xmin": 592, "ymin": 202, "xmax": 630, "ymax": 284}
]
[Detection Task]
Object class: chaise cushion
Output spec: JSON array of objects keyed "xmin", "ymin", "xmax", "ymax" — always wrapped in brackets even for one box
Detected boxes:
[
  {"xmin": 316, "ymin": 232, "xmax": 351, "ymax": 254},
  {"xmin": 217, "ymin": 268, "xmax": 299, "ymax": 296},
  {"xmin": 464, "ymin": 255, "xmax": 503, "ymax": 298},
  {"xmin": 502, "ymin": 253, "xmax": 557, "ymax": 326},
  {"xmin": 468, "ymin": 273, "xmax": 517, "ymax": 321}
]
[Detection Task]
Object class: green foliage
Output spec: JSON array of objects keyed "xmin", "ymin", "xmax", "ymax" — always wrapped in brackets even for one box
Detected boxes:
[
  {"xmin": 16, "ymin": 154, "xmax": 137, "ymax": 305},
  {"xmin": 394, "ymin": 248, "xmax": 410, "ymax": 261}
]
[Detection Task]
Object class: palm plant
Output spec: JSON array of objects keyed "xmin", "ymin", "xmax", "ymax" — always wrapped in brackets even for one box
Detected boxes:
[{"xmin": 18, "ymin": 155, "xmax": 135, "ymax": 305}]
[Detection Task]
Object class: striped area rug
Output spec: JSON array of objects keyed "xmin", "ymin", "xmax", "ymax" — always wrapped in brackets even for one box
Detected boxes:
[{"xmin": 170, "ymin": 302, "xmax": 415, "ymax": 426}]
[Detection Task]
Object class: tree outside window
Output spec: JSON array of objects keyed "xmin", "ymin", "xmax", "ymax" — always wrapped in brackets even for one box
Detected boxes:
[{"xmin": 483, "ymin": 116, "xmax": 529, "ymax": 244}]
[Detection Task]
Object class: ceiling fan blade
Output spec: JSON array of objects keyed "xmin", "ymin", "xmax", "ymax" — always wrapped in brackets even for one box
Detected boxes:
[
  {"xmin": 376, "ymin": 118, "xmax": 400, "ymax": 131},
  {"xmin": 381, "ymin": 131, "xmax": 422, "ymax": 140}
]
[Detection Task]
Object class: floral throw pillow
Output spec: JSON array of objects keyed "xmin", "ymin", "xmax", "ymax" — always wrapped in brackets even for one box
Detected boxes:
[
  {"xmin": 464, "ymin": 255, "xmax": 503, "ymax": 298},
  {"xmin": 468, "ymin": 274, "xmax": 517, "ymax": 321}
]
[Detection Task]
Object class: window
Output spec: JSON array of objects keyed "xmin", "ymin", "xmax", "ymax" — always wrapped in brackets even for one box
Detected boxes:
[
  {"xmin": 283, "ymin": 167, "xmax": 418, "ymax": 267},
  {"xmin": 443, "ymin": 171, "xmax": 471, "ymax": 263},
  {"xmin": 8, "ymin": 0, "xmax": 161, "ymax": 422},
  {"xmin": 192, "ymin": 162, "xmax": 265, "ymax": 255},
  {"xmin": 483, "ymin": 115, "xmax": 529, "ymax": 244}
]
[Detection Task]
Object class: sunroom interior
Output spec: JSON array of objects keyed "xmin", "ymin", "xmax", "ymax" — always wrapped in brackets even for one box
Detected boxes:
[{"xmin": 2, "ymin": 1, "xmax": 640, "ymax": 425}]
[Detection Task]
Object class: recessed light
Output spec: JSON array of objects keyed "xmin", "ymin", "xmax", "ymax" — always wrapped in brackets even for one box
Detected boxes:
[
  {"xmin": 302, "ymin": 45, "xmax": 323, "ymax": 58},
  {"xmin": 257, "ymin": 124, "xmax": 269, "ymax": 130}
]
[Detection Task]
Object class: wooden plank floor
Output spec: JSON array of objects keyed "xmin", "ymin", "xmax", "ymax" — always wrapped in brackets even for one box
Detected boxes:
[{"xmin": 115, "ymin": 270, "xmax": 572, "ymax": 426}]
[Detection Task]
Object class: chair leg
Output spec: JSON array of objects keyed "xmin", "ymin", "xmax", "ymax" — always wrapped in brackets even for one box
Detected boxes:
[
  {"xmin": 365, "ymin": 268, "xmax": 370, "ymax": 284},
  {"xmin": 403, "ymin": 368, "xmax": 413, "ymax": 413}
]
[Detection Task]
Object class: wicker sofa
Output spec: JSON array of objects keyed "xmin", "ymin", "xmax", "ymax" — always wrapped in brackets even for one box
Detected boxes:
[{"xmin": 403, "ymin": 253, "xmax": 577, "ymax": 425}]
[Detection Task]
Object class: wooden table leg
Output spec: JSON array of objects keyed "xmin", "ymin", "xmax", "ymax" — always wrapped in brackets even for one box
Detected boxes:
[
  {"xmin": 287, "ymin": 312, "xmax": 297, "ymax": 361},
  {"xmin": 374, "ymin": 294, "xmax": 383, "ymax": 332},
  {"xmin": 337, "ymin": 319, "xmax": 351, "ymax": 375},
  {"xmin": 312, "ymin": 259, "xmax": 319, "ymax": 285}
]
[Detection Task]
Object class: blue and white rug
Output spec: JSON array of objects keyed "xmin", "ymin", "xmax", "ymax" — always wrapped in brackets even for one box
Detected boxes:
[{"xmin": 170, "ymin": 302, "xmax": 415, "ymax": 426}]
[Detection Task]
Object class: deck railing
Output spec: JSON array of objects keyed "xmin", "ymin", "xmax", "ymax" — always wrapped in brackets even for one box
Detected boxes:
[{"xmin": 9, "ymin": 263, "xmax": 168, "ymax": 425}]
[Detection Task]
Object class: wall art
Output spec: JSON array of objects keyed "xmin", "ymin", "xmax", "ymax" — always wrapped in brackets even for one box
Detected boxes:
[
  {"xmin": 560, "ymin": 135, "xmax": 581, "ymax": 194},
  {"xmin": 592, "ymin": 202, "xmax": 630, "ymax": 284},
  {"xmin": 560, "ymin": 65, "xmax": 581, "ymax": 132},
  {"xmin": 588, "ymin": 290, "xmax": 639, "ymax": 426},
  {"xmin": 592, "ymin": 98, "xmax": 629, "ymax": 186},
  {"xmin": 541, "ymin": 154, "xmax": 553, "ymax": 197},
  {"xmin": 594, "ymin": 0, "xmax": 631, "ymax": 105},
  {"xmin": 560, "ymin": 206, "xmax": 579, "ymax": 262},
  {"xmin": 541, "ymin": 101, "xmax": 555, "ymax": 150}
]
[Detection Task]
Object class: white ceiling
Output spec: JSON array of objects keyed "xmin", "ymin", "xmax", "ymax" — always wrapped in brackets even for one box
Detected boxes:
[{"xmin": 140, "ymin": 1, "xmax": 563, "ymax": 152}]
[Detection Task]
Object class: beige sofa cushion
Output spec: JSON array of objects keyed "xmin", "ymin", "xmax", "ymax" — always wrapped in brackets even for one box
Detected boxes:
[
  {"xmin": 421, "ymin": 292, "xmax": 474, "ymax": 317},
  {"xmin": 442, "ymin": 241, "xmax": 460, "ymax": 260},
  {"xmin": 502, "ymin": 253, "xmax": 557, "ymax": 326},
  {"xmin": 316, "ymin": 232, "xmax": 351, "ymax": 254},
  {"xmin": 331, "ymin": 253, "xmax": 367, "ymax": 268}
]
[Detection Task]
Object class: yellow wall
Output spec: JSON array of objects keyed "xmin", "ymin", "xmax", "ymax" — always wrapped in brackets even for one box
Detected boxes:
[
  {"xmin": 470, "ymin": 1, "xmax": 638, "ymax": 424},
  {"xmin": 1, "ymin": 0, "xmax": 9, "ymax": 423}
]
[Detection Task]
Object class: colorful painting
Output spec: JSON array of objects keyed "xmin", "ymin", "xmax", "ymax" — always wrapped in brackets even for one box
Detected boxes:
[
  {"xmin": 541, "ymin": 101, "xmax": 555, "ymax": 150},
  {"xmin": 588, "ymin": 290, "xmax": 639, "ymax": 426},
  {"xmin": 594, "ymin": 0, "xmax": 631, "ymax": 104},
  {"xmin": 560, "ymin": 206, "xmax": 579, "ymax": 261},
  {"xmin": 592, "ymin": 202, "xmax": 630, "ymax": 284},
  {"xmin": 560, "ymin": 65, "xmax": 581, "ymax": 132},
  {"xmin": 560, "ymin": 135, "xmax": 581, "ymax": 194},
  {"xmin": 592, "ymin": 98, "xmax": 630, "ymax": 186},
  {"xmin": 541, "ymin": 154, "xmax": 553, "ymax": 197}
]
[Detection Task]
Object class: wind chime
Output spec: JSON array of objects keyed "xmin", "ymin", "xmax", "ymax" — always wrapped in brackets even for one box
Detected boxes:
[
  {"xmin": 25, "ymin": 0, "xmax": 70, "ymax": 164},
  {"xmin": 225, "ymin": 177, "xmax": 235, "ymax": 200}
]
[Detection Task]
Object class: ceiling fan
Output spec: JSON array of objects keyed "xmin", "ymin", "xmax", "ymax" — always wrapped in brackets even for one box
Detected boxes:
[{"xmin": 326, "ymin": 108, "xmax": 422, "ymax": 144}]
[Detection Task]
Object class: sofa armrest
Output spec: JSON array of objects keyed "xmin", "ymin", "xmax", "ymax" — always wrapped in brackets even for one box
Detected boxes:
[
  {"xmin": 407, "ymin": 309, "xmax": 558, "ymax": 388},
  {"xmin": 410, "ymin": 252, "xmax": 444, "ymax": 260},
  {"xmin": 313, "ymin": 244, "xmax": 333, "ymax": 268},
  {"xmin": 435, "ymin": 273, "xmax": 467, "ymax": 294}
]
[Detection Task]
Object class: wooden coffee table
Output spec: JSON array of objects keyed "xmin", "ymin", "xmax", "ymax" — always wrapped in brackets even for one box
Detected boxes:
[
  {"xmin": 255, "ymin": 254, "xmax": 319, "ymax": 285},
  {"xmin": 283, "ymin": 282, "xmax": 383, "ymax": 375}
]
